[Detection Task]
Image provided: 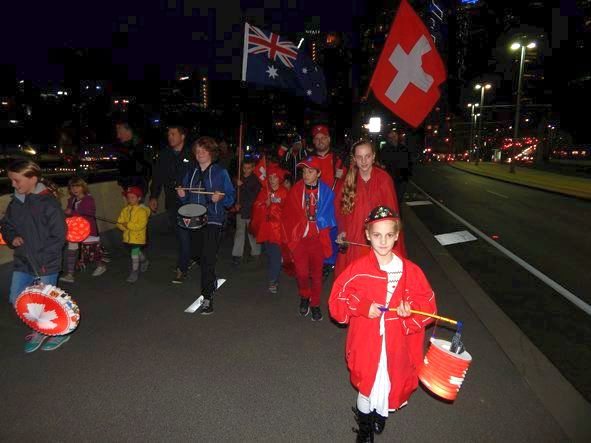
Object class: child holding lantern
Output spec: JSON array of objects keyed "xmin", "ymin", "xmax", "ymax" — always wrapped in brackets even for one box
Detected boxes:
[{"xmin": 328, "ymin": 206, "xmax": 437, "ymax": 442}]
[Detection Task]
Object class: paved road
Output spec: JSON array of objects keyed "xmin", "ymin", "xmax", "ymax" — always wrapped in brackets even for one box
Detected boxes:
[
  {"xmin": 413, "ymin": 163, "xmax": 591, "ymax": 302},
  {"xmin": 410, "ymin": 163, "xmax": 591, "ymax": 402},
  {"xmin": 0, "ymin": 214, "xmax": 571, "ymax": 441}
]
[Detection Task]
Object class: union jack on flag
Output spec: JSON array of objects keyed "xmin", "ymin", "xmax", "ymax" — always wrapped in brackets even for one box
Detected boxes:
[
  {"xmin": 241, "ymin": 22, "xmax": 327, "ymax": 104},
  {"xmin": 247, "ymin": 24, "xmax": 298, "ymax": 68}
]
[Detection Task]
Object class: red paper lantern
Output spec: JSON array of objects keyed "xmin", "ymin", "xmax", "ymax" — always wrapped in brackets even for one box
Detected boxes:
[
  {"xmin": 14, "ymin": 284, "xmax": 80, "ymax": 336},
  {"xmin": 418, "ymin": 338, "xmax": 472, "ymax": 401},
  {"xmin": 66, "ymin": 216, "xmax": 90, "ymax": 243}
]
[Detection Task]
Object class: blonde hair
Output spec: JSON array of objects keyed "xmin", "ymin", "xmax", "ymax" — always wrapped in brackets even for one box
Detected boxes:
[
  {"xmin": 7, "ymin": 159, "xmax": 61, "ymax": 198},
  {"xmin": 68, "ymin": 176, "xmax": 90, "ymax": 195},
  {"xmin": 340, "ymin": 140, "xmax": 376, "ymax": 215}
]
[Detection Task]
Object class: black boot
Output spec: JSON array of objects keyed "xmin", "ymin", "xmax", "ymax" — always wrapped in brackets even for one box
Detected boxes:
[
  {"xmin": 372, "ymin": 411, "xmax": 387, "ymax": 434},
  {"xmin": 352, "ymin": 407, "xmax": 374, "ymax": 443}
]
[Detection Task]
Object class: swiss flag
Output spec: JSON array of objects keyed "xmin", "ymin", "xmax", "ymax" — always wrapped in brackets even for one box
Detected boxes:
[{"xmin": 369, "ymin": 0, "xmax": 446, "ymax": 127}]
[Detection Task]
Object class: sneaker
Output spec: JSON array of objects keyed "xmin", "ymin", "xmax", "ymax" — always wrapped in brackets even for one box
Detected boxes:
[
  {"xmin": 24, "ymin": 331, "xmax": 48, "ymax": 353},
  {"xmin": 172, "ymin": 270, "xmax": 186, "ymax": 284},
  {"xmin": 140, "ymin": 259, "xmax": 150, "ymax": 273},
  {"xmin": 268, "ymin": 281, "xmax": 278, "ymax": 294},
  {"xmin": 126, "ymin": 271, "xmax": 139, "ymax": 283},
  {"xmin": 200, "ymin": 298, "xmax": 214, "ymax": 315},
  {"xmin": 231, "ymin": 256, "xmax": 241, "ymax": 267},
  {"xmin": 41, "ymin": 335, "xmax": 71, "ymax": 351},
  {"xmin": 59, "ymin": 273, "xmax": 75, "ymax": 283},
  {"xmin": 299, "ymin": 297, "xmax": 310, "ymax": 317},
  {"xmin": 101, "ymin": 256, "xmax": 111, "ymax": 264},
  {"xmin": 311, "ymin": 306, "xmax": 323, "ymax": 321},
  {"xmin": 92, "ymin": 265, "xmax": 107, "ymax": 277},
  {"xmin": 188, "ymin": 259, "xmax": 199, "ymax": 270}
]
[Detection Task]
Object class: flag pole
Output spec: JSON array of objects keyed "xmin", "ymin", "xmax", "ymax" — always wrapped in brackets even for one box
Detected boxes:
[{"xmin": 236, "ymin": 111, "xmax": 245, "ymax": 203}]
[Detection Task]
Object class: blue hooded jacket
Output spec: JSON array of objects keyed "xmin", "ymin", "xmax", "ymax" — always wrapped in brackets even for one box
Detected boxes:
[{"xmin": 179, "ymin": 162, "xmax": 235, "ymax": 226}]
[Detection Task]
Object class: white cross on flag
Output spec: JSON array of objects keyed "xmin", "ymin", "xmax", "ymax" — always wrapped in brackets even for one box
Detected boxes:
[{"xmin": 369, "ymin": 0, "xmax": 446, "ymax": 127}]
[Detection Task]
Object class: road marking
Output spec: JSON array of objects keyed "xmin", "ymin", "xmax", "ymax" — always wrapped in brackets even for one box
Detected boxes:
[
  {"xmin": 486, "ymin": 190, "xmax": 509, "ymax": 199},
  {"xmin": 410, "ymin": 181, "xmax": 591, "ymax": 316},
  {"xmin": 185, "ymin": 296, "xmax": 204, "ymax": 313},
  {"xmin": 406, "ymin": 200, "xmax": 433, "ymax": 206},
  {"xmin": 435, "ymin": 230, "xmax": 478, "ymax": 246},
  {"xmin": 184, "ymin": 279, "xmax": 227, "ymax": 313}
]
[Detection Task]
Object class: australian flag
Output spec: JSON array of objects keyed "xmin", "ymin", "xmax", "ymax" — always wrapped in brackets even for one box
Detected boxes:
[{"xmin": 241, "ymin": 23, "xmax": 327, "ymax": 104}]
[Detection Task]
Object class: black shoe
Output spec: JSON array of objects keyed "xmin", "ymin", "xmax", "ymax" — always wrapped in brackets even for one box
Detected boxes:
[
  {"xmin": 172, "ymin": 270, "xmax": 186, "ymax": 284},
  {"xmin": 188, "ymin": 259, "xmax": 199, "ymax": 270},
  {"xmin": 352, "ymin": 408, "xmax": 374, "ymax": 443},
  {"xmin": 311, "ymin": 306, "xmax": 323, "ymax": 321},
  {"xmin": 231, "ymin": 256, "xmax": 241, "ymax": 267},
  {"xmin": 200, "ymin": 298, "xmax": 214, "ymax": 315},
  {"xmin": 372, "ymin": 411, "xmax": 386, "ymax": 434},
  {"xmin": 299, "ymin": 297, "xmax": 310, "ymax": 317}
]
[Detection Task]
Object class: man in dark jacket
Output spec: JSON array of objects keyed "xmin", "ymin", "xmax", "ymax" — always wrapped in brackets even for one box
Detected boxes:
[
  {"xmin": 379, "ymin": 129, "xmax": 411, "ymax": 206},
  {"xmin": 148, "ymin": 125, "xmax": 193, "ymax": 228},
  {"xmin": 115, "ymin": 121, "xmax": 151, "ymax": 193}
]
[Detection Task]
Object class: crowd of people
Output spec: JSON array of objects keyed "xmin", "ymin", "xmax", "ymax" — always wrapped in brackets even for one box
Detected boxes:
[{"xmin": 1, "ymin": 122, "xmax": 434, "ymax": 442}]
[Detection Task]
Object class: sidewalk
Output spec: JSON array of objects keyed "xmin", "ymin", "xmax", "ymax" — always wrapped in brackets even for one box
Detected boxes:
[
  {"xmin": 450, "ymin": 161, "xmax": 591, "ymax": 200},
  {"xmin": 0, "ymin": 212, "xmax": 587, "ymax": 441}
]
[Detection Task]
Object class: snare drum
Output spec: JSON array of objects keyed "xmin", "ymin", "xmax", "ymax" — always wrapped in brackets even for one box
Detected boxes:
[{"xmin": 177, "ymin": 204, "xmax": 207, "ymax": 230}]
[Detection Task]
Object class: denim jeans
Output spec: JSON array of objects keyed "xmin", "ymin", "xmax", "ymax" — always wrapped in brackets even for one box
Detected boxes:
[
  {"xmin": 264, "ymin": 242, "xmax": 282, "ymax": 283},
  {"xmin": 9, "ymin": 272, "xmax": 58, "ymax": 305}
]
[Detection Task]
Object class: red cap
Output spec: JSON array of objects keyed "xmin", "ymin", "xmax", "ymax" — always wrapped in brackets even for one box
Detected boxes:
[
  {"xmin": 296, "ymin": 156, "xmax": 322, "ymax": 171},
  {"xmin": 123, "ymin": 186, "xmax": 144, "ymax": 199},
  {"xmin": 311, "ymin": 125, "xmax": 329, "ymax": 138},
  {"xmin": 267, "ymin": 165, "xmax": 288, "ymax": 182}
]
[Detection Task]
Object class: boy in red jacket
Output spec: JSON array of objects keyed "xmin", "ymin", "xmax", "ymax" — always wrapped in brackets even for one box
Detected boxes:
[
  {"xmin": 328, "ymin": 206, "xmax": 437, "ymax": 442},
  {"xmin": 282, "ymin": 156, "xmax": 336, "ymax": 321}
]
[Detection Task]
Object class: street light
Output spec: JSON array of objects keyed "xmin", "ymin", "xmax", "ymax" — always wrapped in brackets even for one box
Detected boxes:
[
  {"xmin": 474, "ymin": 83, "xmax": 492, "ymax": 165},
  {"xmin": 467, "ymin": 103, "xmax": 479, "ymax": 155},
  {"xmin": 509, "ymin": 39, "xmax": 536, "ymax": 172}
]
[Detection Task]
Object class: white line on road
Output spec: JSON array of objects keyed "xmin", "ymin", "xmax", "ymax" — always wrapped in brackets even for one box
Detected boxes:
[
  {"xmin": 184, "ymin": 278, "xmax": 227, "ymax": 313},
  {"xmin": 486, "ymin": 190, "xmax": 509, "ymax": 199},
  {"xmin": 410, "ymin": 181, "xmax": 591, "ymax": 316},
  {"xmin": 435, "ymin": 230, "xmax": 478, "ymax": 246},
  {"xmin": 406, "ymin": 200, "xmax": 433, "ymax": 206}
]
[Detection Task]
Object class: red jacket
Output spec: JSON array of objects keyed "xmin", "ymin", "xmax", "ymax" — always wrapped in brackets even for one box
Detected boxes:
[
  {"xmin": 328, "ymin": 250, "xmax": 437, "ymax": 409},
  {"xmin": 250, "ymin": 186, "xmax": 288, "ymax": 245}
]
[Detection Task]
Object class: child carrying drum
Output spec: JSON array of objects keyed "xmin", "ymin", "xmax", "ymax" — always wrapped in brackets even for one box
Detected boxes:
[
  {"xmin": 61, "ymin": 177, "xmax": 107, "ymax": 283},
  {"xmin": 328, "ymin": 206, "xmax": 437, "ymax": 442},
  {"xmin": 1, "ymin": 160, "xmax": 69, "ymax": 352},
  {"xmin": 116, "ymin": 186, "xmax": 150, "ymax": 283}
]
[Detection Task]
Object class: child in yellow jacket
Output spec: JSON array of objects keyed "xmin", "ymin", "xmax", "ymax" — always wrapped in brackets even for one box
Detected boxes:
[{"xmin": 117, "ymin": 186, "xmax": 151, "ymax": 283}]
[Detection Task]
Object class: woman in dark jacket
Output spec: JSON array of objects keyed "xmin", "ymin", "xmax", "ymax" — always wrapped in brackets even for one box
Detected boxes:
[{"xmin": 1, "ymin": 160, "xmax": 68, "ymax": 353}]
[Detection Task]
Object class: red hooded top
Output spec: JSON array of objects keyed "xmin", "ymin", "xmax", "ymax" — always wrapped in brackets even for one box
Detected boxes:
[
  {"xmin": 334, "ymin": 166, "xmax": 406, "ymax": 277},
  {"xmin": 250, "ymin": 185, "xmax": 288, "ymax": 245},
  {"xmin": 328, "ymin": 250, "xmax": 437, "ymax": 409}
]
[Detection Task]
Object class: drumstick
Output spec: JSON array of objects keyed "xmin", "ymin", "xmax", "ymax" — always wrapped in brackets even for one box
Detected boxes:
[
  {"xmin": 177, "ymin": 187, "xmax": 225, "ymax": 196},
  {"xmin": 378, "ymin": 307, "xmax": 460, "ymax": 326},
  {"xmin": 335, "ymin": 239, "xmax": 371, "ymax": 248}
]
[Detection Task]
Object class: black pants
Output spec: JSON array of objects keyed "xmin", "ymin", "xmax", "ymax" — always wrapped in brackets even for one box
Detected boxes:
[{"xmin": 178, "ymin": 224, "xmax": 223, "ymax": 298}]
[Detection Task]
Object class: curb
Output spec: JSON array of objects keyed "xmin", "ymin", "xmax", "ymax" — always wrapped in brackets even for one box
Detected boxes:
[
  {"xmin": 404, "ymin": 204, "xmax": 591, "ymax": 442},
  {"xmin": 448, "ymin": 164, "xmax": 591, "ymax": 201}
]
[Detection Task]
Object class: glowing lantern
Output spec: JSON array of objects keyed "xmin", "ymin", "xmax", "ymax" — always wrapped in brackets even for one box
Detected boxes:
[
  {"xmin": 418, "ymin": 338, "xmax": 472, "ymax": 401},
  {"xmin": 66, "ymin": 216, "xmax": 91, "ymax": 243}
]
